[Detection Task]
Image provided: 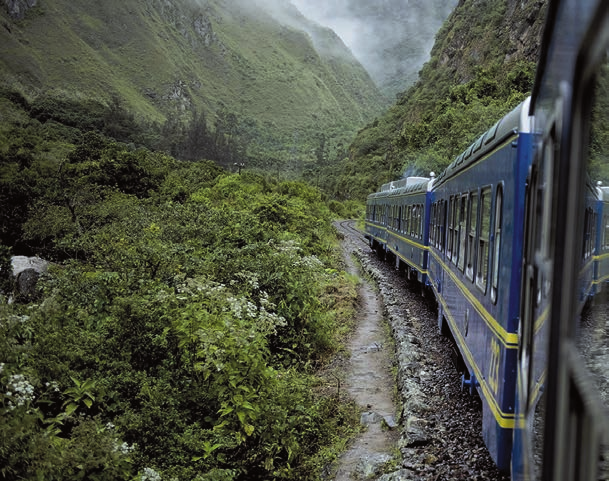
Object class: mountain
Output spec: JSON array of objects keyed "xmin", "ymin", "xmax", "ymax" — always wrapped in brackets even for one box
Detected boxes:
[
  {"xmin": 325, "ymin": 0, "xmax": 548, "ymax": 200},
  {"xmin": 0, "ymin": 0, "xmax": 387, "ymax": 170}
]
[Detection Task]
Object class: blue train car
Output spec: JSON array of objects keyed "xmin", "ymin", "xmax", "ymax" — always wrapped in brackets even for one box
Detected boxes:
[
  {"xmin": 594, "ymin": 186, "xmax": 609, "ymax": 290},
  {"xmin": 365, "ymin": 177, "xmax": 432, "ymax": 283},
  {"xmin": 577, "ymin": 182, "xmax": 601, "ymax": 307},
  {"xmin": 427, "ymin": 99, "xmax": 534, "ymax": 471}
]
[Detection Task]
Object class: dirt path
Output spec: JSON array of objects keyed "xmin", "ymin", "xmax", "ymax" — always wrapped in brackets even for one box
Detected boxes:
[{"xmin": 332, "ymin": 222, "xmax": 399, "ymax": 480}]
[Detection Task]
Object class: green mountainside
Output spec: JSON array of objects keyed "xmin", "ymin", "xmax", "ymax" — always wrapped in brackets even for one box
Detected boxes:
[
  {"xmin": 0, "ymin": 0, "xmax": 387, "ymax": 170},
  {"xmin": 325, "ymin": 0, "xmax": 548, "ymax": 200}
]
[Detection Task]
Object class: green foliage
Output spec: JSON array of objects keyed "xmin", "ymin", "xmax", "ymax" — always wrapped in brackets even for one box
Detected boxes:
[
  {"xmin": 0, "ymin": 120, "xmax": 359, "ymax": 479},
  {"xmin": 0, "ymin": 244, "xmax": 12, "ymax": 296}
]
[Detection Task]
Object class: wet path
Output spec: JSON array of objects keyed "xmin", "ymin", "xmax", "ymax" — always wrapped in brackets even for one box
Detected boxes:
[{"xmin": 333, "ymin": 221, "xmax": 399, "ymax": 480}]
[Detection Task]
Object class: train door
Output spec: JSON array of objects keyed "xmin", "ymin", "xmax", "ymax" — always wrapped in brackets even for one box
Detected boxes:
[{"xmin": 540, "ymin": 3, "xmax": 609, "ymax": 480}]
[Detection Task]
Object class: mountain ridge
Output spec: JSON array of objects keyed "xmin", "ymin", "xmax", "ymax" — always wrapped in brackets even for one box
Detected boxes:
[{"xmin": 0, "ymin": 0, "xmax": 387, "ymax": 168}]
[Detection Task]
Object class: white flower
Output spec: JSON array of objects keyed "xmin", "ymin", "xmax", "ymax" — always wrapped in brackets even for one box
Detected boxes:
[
  {"xmin": 114, "ymin": 441, "xmax": 134, "ymax": 454},
  {"xmin": 6, "ymin": 374, "xmax": 35, "ymax": 407},
  {"xmin": 141, "ymin": 467, "xmax": 162, "ymax": 481}
]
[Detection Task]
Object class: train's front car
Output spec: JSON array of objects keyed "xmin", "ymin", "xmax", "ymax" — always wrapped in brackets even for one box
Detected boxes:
[{"xmin": 515, "ymin": 0, "xmax": 609, "ymax": 479}]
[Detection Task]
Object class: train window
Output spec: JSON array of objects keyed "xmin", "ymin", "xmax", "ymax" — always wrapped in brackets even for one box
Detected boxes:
[
  {"xmin": 441, "ymin": 200, "xmax": 447, "ymax": 253},
  {"xmin": 491, "ymin": 186, "xmax": 502, "ymax": 304},
  {"xmin": 604, "ymin": 215, "xmax": 609, "ymax": 250},
  {"xmin": 430, "ymin": 204, "xmax": 436, "ymax": 245},
  {"xmin": 477, "ymin": 187, "xmax": 491, "ymax": 292},
  {"xmin": 436, "ymin": 202, "xmax": 441, "ymax": 248},
  {"xmin": 583, "ymin": 208, "xmax": 589, "ymax": 259},
  {"xmin": 435, "ymin": 202, "xmax": 440, "ymax": 246},
  {"xmin": 436, "ymin": 202, "xmax": 442, "ymax": 248},
  {"xmin": 398, "ymin": 206, "xmax": 402, "ymax": 232},
  {"xmin": 418, "ymin": 204, "xmax": 424, "ymax": 239},
  {"xmin": 452, "ymin": 197, "xmax": 458, "ymax": 261},
  {"xmin": 410, "ymin": 205, "xmax": 416, "ymax": 236},
  {"xmin": 448, "ymin": 197, "xmax": 454, "ymax": 260},
  {"xmin": 467, "ymin": 192, "xmax": 478, "ymax": 281},
  {"xmin": 458, "ymin": 194, "xmax": 467, "ymax": 272}
]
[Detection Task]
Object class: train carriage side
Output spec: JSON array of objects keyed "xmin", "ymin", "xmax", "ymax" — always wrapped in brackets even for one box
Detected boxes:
[
  {"xmin": 427, "ymin": 99, "xmax": 534, "ymax": 471},
  {"xmin": 386, "ymin": 181, "xmax": 431, "ymax": 284},
  {"xmin": 365, "ymin": 189, "xmax": 390, "ymax": 255},
  {"xmin": 578, "ymin": 182, "xmax": 601, "ymax": 306},
  {"xmin": 365, "ymin": 178, "xmax": 431, "ymax": 283}
]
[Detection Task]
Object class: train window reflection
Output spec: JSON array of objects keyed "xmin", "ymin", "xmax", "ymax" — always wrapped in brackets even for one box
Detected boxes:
[
  {"xmin": 467, "ymin": 192, "xmax": 478, "ymax": 281},
  {"xmin": 491, "ymin": 186, "xmax": 502, "ymax": 304},
  {"xmin": 458, "ymin": 194, "xmax": 467, "ymax": 272},
  {"xmin": 579, "ymin": 51, "xmax": 609, "ymax": 477},
  {"xmin": 476, "ymin": 187, "xmax": 491, "ymax": 292}
]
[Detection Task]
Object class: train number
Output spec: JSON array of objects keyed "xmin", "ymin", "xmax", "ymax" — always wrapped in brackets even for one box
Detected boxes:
[{"xmin": 488, "ymin": 338, "xmax": 501, "ymax": 395}]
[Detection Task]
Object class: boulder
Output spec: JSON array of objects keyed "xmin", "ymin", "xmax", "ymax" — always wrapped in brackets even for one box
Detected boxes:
[{"xmin": 10, "ymin": 256, "xmax": 49, "ymax": 302}]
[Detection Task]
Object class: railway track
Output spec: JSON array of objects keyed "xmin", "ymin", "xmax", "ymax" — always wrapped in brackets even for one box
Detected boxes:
[{"xmin": 336, "ymin": 219, "xmax": 370, "ymax": 247}]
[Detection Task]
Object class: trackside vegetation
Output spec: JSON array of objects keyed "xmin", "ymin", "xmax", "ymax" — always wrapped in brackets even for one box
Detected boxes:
[{"xmin": 0, "ymin": 90, "xmax": 361, "ymax": 480}]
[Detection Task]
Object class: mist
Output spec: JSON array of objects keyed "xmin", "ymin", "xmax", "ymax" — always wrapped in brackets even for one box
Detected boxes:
[{"xmin": 287, "ymin": 0, "xmax": 457, "ymax": 94}]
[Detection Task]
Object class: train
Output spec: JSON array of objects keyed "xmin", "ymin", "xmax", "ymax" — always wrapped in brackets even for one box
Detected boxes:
[{"xmin": 364, "ymin": 0, "xmax": 609, "ymax": 479}]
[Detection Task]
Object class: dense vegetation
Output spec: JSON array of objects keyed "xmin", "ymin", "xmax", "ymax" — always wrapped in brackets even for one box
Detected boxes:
[
  {"xmin": 0, "ymin": 85, "xmax": 361, "ymax": 480},
  {"xmin": 322, "ymin": 0, "xmax": 548, "ymax": 200}
]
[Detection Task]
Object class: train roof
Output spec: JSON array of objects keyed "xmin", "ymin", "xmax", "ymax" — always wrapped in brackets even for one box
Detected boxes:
[
  {"xmin": 433, "ymin": 98, "xmax": 532, "ymax": 187},
  {"xmin": 367, "ymin": 177, "xmax": 431, "ymax": 200}
]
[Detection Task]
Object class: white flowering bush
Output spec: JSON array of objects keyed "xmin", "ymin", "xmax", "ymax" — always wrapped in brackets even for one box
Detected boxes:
[
  {"xmin": 0, "ymin": 165, "xmax": 357, "ymax": 481},
  {"xmin": 5, "ymin": 373, "xmax": 35, "ymax": 410}
]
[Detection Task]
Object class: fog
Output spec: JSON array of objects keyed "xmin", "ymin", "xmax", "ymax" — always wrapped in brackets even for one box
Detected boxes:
[
  {"xmin": 187, "ymin": 0, "xmax": 456, "ymax": 94},
  {"xmin": 287, "ymin": 0, "xmax": 457, "ymax": 92}
]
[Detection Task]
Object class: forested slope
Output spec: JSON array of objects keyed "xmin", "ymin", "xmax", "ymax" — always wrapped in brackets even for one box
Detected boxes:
[{"xmin": 323, "ymin": 0, "xmax": 548, "ymax": 200}]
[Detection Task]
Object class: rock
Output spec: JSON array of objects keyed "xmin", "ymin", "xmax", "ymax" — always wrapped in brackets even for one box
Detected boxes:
[
  {"xmin": 3, "ymin": 0, "xmax": 37, "ymax": 19},
  {"xmin": 399, "ymin": 416, "xmax": 430, "ymax": 448},
  {"xmin": 355, "ymin": 453, "xmax": 393, "ymax": 479},
  {"xmin": 360, "ymin": 410, "xmax": 384, "ymax": 425},
  {"xmin": 15, "ymin": 268, "xmax": 40, "ymax": 300},
  {"xmin": 377, "ymin": 469, "xmax": 417, "ymax": 481},
  {"xmin": 11, "ymin": 256, "xmax": 48, "ymax": 276},
  {"xmin": 9, "ymin": 256, "xmax": 49, "ymax": 302},
  {"xmin": 382, "ymin": 415, "xmax": 399, "ymax": 430}
]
